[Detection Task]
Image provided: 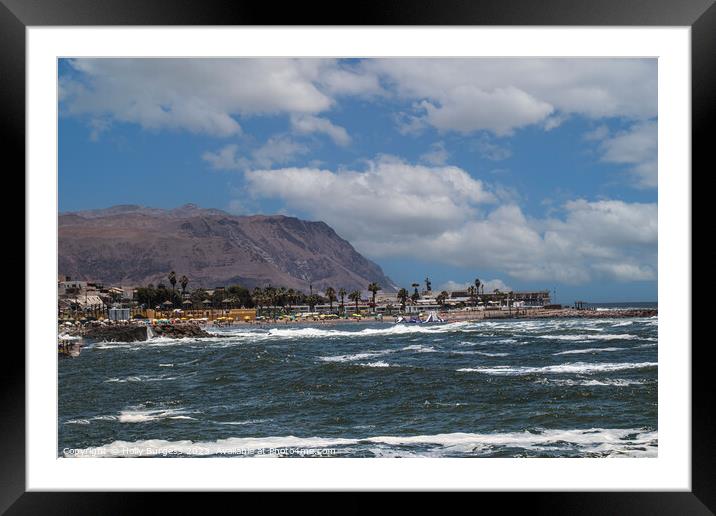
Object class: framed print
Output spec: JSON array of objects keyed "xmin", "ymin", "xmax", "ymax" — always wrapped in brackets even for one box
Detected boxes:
[{"xmin": 5, "ymin": 0, "xmax": 712, "ymax": 512}]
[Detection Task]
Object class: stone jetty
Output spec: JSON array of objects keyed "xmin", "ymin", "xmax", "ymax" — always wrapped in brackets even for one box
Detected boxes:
[{"xmin": 62, "ymin": 322, "xmax": 218, "ymax": 342}]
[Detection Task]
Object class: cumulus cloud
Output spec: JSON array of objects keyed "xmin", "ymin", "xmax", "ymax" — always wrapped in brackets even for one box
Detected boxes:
[
  {"xmin": 203, "ymin": 136, "xmax": 309, "ymax": 170},
  {"xmin": 61, "ymin": 58, "xmax": 656, "ymax": 142},
  {"xmin": 598, "ymin": 121, "xmax": 657, "ymax": 188},
  {"xmin": 290, "ymin": 114, "xmax": 351, "ymax": 146},
  {"xmin": 60, "ymin": 58, "xmax": 339, "ymax": 137},
  {"xmin": 245, "ymin": 157, "xmax": 495, "ymax": 241},
  {"xmin": 362, "ymin": 58, "xmax": 657, "ymax": 135},
  {"xmin": 244, "ymin": 159, "xmax": 656, "ymax": 285},
  {"xmin": 419, "ymin": 142, "xmax": 449, "ymax": 165}
]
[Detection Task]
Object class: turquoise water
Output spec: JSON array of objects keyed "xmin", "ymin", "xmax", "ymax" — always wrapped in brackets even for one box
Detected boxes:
[{"xmin": 58, "ymin": 316, "xmax": 658, "ymax": 457}]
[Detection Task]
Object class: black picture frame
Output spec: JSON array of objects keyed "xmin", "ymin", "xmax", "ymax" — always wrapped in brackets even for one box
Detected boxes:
[{"xmin": 4, "ymin": 0, "xmax": 711, "ymax": 512}]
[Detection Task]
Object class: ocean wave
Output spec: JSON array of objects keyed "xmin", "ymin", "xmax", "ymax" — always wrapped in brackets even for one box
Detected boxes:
[
  {"xmin": 65, "ymin": 428, "xmax": 657, "ymax": 458},
  {"xmin": 537, "ymin": 334, "xmax": 639, "ymax": 342},
  {"xmin": 105, "ymin": 372, "xmax": 197, "ymax": 383},
  {"xmin": 452, "ymin": 350, "xmax": 511, "ymax": 357},
  {"xmin": 361, "ymin": 361, "xmax": 391, "ymax": 368},
  {"xmin": 457, "ymin": 361, "xmax": 657, "ymax": 375},
  {"xmin": 538, "ymin": 378, "xmax": 648, "ymax": 387},
  {"xmin": 401, "ymin": 344, "xmax": 437, "ymax": 353},
  {"xmin": 319, "ymin": 351, "xmax": 392, "ymax": 363},
  {"xmin": 64, "ymin": 414, "xmax": 118, "ymax": 425},
  {"xmin": 118, "ymin": 407, "xmax": 198, "ymax": 423},
  {"xmin": 553, "ymin": 347, "xmax": 628, "ymax": 355}
]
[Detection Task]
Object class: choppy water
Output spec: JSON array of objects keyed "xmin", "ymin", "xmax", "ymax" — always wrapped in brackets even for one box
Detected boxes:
[{"xmin": 59, "ymin": 317, "xmax": 658, "ymax": 458}]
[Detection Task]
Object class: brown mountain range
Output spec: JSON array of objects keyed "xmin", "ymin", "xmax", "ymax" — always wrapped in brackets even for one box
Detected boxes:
[{"xmin": 58, "ymin": 204, "xmax": 398, "ymax": 293}]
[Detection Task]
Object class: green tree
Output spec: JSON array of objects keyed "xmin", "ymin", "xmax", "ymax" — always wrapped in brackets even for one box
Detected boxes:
[
  {"xmin": 348, "ymin": 290, "xmax": 362, "ymax": 313},
  {"xmin": 436, "ymin": 290, "xmax": 449, "ymax": 307},
  {"xmin": 367, "ymin": 282, "xmax": 381, "ymax": 313},
  {"xmin": 324, "ymin": 287, "xmax": 337, "ymax": 311},
  {"xmin": 251, "ymin": 287, "xmax": 264, "ymax": 316},
  {"xmin": 467, "ymin": 285, "xmax": 477, "ymax": 305},
  {"xmin": 168, "ymin": 271, "xmax": 177, "ymax": 293},
  {"xmin": 396, "ymin": 288, "xmax": 409, "ymax": 312},
  {"xmin": 338, "ymin": 288, "xmax": 347, "ymax": 312},
  {"xmin": 180, "ymin": 275, "xmax": 189, "ymax": 294}
]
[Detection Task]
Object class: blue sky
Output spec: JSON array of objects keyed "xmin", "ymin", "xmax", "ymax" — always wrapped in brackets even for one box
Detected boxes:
[{"xmin": 58, "ymin": 58, "xmax": 658, "ymax": 302}]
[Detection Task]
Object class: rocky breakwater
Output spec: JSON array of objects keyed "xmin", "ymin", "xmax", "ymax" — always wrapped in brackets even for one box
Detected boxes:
[
  {"xmin": 524, "ymin": 308, "xmax": 658, "ymax": 319},
  {"xmin": 151, "ymin": 323, "xmax": 216, "ymax": 339},
  {"xmin": 72, "ymin": 322, "xmax": 218, "ymax": 342},
  {"xmin": 83, "ymin": 324, "xmax": 149, "ymax": 342}
]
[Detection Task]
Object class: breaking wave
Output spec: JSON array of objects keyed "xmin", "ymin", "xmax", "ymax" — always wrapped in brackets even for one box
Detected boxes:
[
  {"xmin": 65, "ymin": 427, "xmax": 657, "ymax": 458},
  {"xmin": 457, "ymin": 362, "xmax": 657, "ymax": 375}
]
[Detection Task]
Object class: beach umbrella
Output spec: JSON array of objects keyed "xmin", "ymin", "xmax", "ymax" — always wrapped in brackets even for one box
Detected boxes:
[
  {"xmin": 162, "ymin": 300, "xmax": 173, "ymax": 306},
  {"xmin": 202, "ymin": 299, "xmax": 211, "ymax": 305},
  {"xmin": 182, "ymin": 300, "xmax": 192, "ymax": 305}
]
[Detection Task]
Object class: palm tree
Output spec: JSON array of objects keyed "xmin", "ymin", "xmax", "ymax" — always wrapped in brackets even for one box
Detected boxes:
[
  {"xmin": 411, "ymin": 282, "xmax": 420, "ymax": 296},
  {"xmin": 307, "ymin": 294, "xmax": 321, "ymax": 312},
  {"xmin": 286, "ymin": 288, "xmax": 296, "ymax": 312},
  {"xmin": 348, "ymin": 290, "xmax": 361, "ymax": 313},
  {"xmin": 397, "ymin": 288, "xmax": 409, "ymax": 312},
  {"xmin": 436, "ymin": 290, "xmax": 449, "ymax": 307},
  {"xmin": 324, "ymin": 287, "xmax": 337, "ymax": 312},
  {"xmin": 168, "ymin": 271, "xmax": 177, "ymax": 293},
  {"xmin": 474, "ymin": 278, "xmax": 482, "ymax": 295},
  {"xmin": 467, "ymin": 285, "xmax": 477, "ymax": 305},
  {"xmin": 367, "ymin": 282, "xmax": 381, "ymax": 312},
  {"xmin": 180, "ymin": 275, "xmax": 189, "ymax": 295},
  {"xmin": 252, "ymin": 287, "xmax": 264, "ymax": 316},
  {"xmin": 338, "ymin": 288, "xmax": 347, "ymax": 312}
]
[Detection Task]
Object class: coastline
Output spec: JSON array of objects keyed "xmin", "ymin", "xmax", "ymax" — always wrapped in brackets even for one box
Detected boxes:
[{"xmin": 222, "ymin": 307, "xmax": 657, "ymax": 329}]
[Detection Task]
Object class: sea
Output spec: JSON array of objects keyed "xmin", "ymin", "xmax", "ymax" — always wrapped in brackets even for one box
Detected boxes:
[{"xmin": 59, "ymin": 309, "xmax": 658, "ymax": 458}]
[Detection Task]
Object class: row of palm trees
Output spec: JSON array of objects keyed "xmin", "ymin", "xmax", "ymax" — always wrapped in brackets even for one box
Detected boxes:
[{"xmin": 139, "ymin": 273, "xmax": 490, "ymax": 314}]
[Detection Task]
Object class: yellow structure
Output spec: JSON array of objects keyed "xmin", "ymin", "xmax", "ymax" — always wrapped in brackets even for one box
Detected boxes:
[{"xmin": 228, "ymin": 308, "xmax": 257, "ymax": 322}]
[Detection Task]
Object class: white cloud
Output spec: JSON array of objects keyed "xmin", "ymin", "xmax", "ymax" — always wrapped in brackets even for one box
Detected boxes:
[
  {"xmin": 61, "ymin": 58, "xmax": 657, "ymax": 142},
  {"xmin": 252, "ymin": 136, "xmax": 310, "ymax": 168},
  {"xmin": 362, "ymin": 58, "xmax": 657, "ymax": 135},
  {"xmin": 290, "ymin": 114, "xmax": 351, "ymax": 146},
  {"xmin": 598, "ymin": 121, "xmax": 657, "ymax": 188},
  {"xmin": 244, "ymin": 159, "xmax": 656, "ymax": 285},
  {"xmin": 245, "ymin": 157, "xmax": 495, "ymax": 241},
  {"xmin": 202, "ymin": 144, "xmax": 244, "ymax": 170},
  {"xmin": 419, "ymin": 142, "xmax": 449, "ymax": 165},
  {"xmin": 61, "ymin": 58, "xmax": 339, "ymax": 137},
  {"xmin": 420, "ymin": 86, "xmax": 553, "ymax": 136},
  {"xmin": 203, "ymin": 136, "xmax": 309, "ymax": 171}
]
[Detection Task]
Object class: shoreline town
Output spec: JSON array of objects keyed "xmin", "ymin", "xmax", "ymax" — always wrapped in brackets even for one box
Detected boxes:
[{"xmin": 58, "ymin": 273, "xmax": 657, "ymax": 352}]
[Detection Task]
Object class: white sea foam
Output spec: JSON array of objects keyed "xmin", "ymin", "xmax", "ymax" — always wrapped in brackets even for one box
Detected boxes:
[
  {"xmin": 401, "ymin": 344, "xmax": 437, "ymax": 353},
  {"xmin": 538, "ymin": 334, "xmax": 639, "ymax": 342},
  {"xmin": 452, "ymin": 350, "xmax": 511, "ymax": 357},
  {"xmin": 553, "ymin": 347, "xmax": 627, "ymax": 355},
  {"xmin": 540, "ymin": 378, "xmax": 648, "ymax": 387},
  {"xmin": 64, "ymin": 414, "xmax": 118, "ymax": 425},
  {"xmin": 361, "ymin": 361, "xmax": 391, "ymax": 368},
  {"xmin": 118, "ymin": 407, "xmax": 197, "ymax": 423},
  {"xmin": 105, "ymin": 372, "xmax": 196, "ymax": 383},
  {"xmin": 319, "ymin": 351, "xmax": 391, "ymax": 363},
  {"xmin": 67, "ymin": 428, "xmax": 656, "ymax": 457},
  {"xmin": 263, "ymin": 322, "xmax": 473, "ymax": 340},
  {"xmin": 457, "ymin": 361, "xmax": 657, "ymax": 375}
]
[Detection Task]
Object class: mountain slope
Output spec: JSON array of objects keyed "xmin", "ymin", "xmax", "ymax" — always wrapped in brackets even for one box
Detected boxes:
[{"xmin": 58, "ymin": 204, "xmax": 398, "ymax": 292}]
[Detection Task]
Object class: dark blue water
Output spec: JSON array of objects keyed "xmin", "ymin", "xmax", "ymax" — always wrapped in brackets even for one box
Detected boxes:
[{"xmin": 59, "ymin": 317, "xmax": 658, "ymax": 457}]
